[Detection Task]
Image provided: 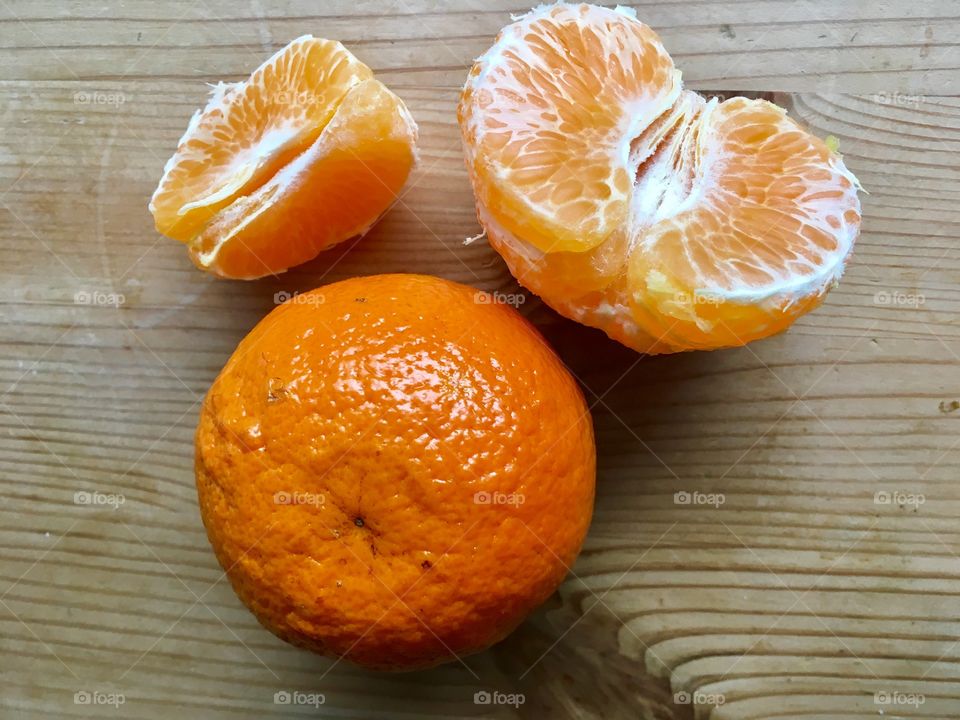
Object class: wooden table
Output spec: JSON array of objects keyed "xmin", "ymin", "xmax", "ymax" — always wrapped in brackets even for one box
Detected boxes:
[{"xmin": 2, "ymin": 2, "xmax": 958, "ymax": 718}]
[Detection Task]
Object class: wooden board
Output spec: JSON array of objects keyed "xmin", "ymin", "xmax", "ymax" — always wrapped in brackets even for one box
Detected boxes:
[{"xmin": 1, "ymin": 1, "xmax": 959, "ymax": 718}]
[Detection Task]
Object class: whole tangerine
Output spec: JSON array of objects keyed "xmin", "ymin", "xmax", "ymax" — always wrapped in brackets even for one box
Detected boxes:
[{"xmin": 195, "ymin": 274, "xmax": 595, "ymax": 670}]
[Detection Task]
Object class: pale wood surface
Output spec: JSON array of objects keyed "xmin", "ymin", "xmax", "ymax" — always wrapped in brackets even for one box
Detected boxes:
[{"xmin": 1, "ymin": 2, "xmax": 959, "ymax": 719}]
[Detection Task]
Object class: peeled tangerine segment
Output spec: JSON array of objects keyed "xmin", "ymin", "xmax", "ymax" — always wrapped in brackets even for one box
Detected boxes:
[
  {"xmin": 151, "ymin": 37, "xmax": 372, "ymax": 242},
  {"xmin": 189, "ymin": 80, "xmax": 416, "ymax": 279},
  {"xmin": 460, "ymin": 2, "xmax": 681, "ymax": 253},
  {"xmin": 458, "ymin": 2, "xmax": 862, "ymax": 353},
  {"xmin": 627, "ymin": 98, "xmax": 861, "ymax": 348},
  {"xmin": 149, "ymin": 35, "xmax": 417, "ymax": 279}
]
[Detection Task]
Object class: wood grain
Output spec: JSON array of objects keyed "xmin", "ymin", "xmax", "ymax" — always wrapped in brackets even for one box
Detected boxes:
[{"xmin": 1, "ymin": 1, "xmax": 959, "ymax": 718}]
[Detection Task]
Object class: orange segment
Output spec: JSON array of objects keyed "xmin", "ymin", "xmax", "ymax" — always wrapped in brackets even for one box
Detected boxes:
[
  {"xmin": 150, "ymin": 36, "xmax": 417, "ymax": 279},
  {"xmin": 459, "ymin": 3, "xmax": 680, "ymax": 253},
  {"xmin": 188, "ymin": 80, "xmax": 416, "ymax": 279},
  {"xmin": 459, "ymin": 3, "xmax": 862, "ymax": 354},
  {"xmin": 627, "ymin": 98, "xmax": 861, "ymax": 346}
]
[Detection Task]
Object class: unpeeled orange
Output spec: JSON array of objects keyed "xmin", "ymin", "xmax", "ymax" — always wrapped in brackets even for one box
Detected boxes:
[
  {"xmin": 459, "ymin": 3, "xmax": 863, "ymax": 354},
  {"xmin": 151, "ymin": 36, "xmax": 418, "ymax": 279},
  {"xmin": 195, "ymin": 274, "xmax": 595, "ymax": 670}
]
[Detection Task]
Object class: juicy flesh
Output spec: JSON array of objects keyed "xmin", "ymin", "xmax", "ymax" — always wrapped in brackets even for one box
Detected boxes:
[
  {"xmin": 151, "ymin": 37, "xmax": 372, "ymax": 242},
  {"xmin": 460, "ymin": 3, "xmax": 680, "ymax": 253},
  {"xmin": 630, "ymin": 98, "xmax": 860, "ymax": 297},
  {"xmin": 459, "ymin": 3, "xmax": 862, "ymax": 351},
  {"xmin": 149, "ymin": 36, "xmax": 416, "ymax": 279},
  {"xmin": 188, "ymin": 80, "xmax": 416, "ymax": 279}
]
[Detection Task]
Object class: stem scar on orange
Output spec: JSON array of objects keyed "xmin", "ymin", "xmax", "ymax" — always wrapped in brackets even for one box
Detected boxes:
[
  {"xmin": 150, "ymin": 36, "xmax": 418, "ymax": 280},
  {"xmin": 458, "ymin": 3, "xmax": 863, "ymax": 354},
  {"xmin": 195, "ymin": 274, "xmax": 596, "ymax": 670}
]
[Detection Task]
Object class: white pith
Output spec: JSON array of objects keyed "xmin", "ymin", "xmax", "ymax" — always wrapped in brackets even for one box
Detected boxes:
[
  {"xmin": 194, "ymin": 91, "xmax": 419, "ymax": 273},
  {"xmin": 149, "ymin": 36, "xmax": 327, "ymax": 218},
  {"xmin": 150, "ymin": 34, "xmax": 419, "ymax": 277},
  {"xmin": 459, "ymin": 1, "xmax": 863, "ymax": 345},
  {"xmin": 463, "ymin": 3, "xmax": 683, "ymax": 242}
]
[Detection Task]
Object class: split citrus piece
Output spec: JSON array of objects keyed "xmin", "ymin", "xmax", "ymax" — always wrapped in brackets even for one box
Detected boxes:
[
  {"xmin": 150, "ymin": 36, "xmax": 418, "ymax": 279},
  {"xmin": 459, "ymin": 3, "xmax": 862, "ymax": 354}
]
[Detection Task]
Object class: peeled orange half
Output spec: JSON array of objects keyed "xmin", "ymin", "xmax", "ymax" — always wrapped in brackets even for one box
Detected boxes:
[
  {"xmin": 151, "ymin": 36, "xmax": 418, "ymax": 279},
  {"xmin": 459, "ymin": 3, "xmax": 862, "ymax": 354}
]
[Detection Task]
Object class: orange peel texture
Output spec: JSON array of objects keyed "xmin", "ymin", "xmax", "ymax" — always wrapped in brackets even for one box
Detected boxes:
[{"xmin": 195, "ymin": 274, "xmax": 596, "ymax": 670}]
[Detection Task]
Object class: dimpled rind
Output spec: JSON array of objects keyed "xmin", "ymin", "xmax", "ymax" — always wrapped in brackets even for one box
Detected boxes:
[{"xmin": 195, "ymin": 274, "xmax": 595, "ymax": 670}]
